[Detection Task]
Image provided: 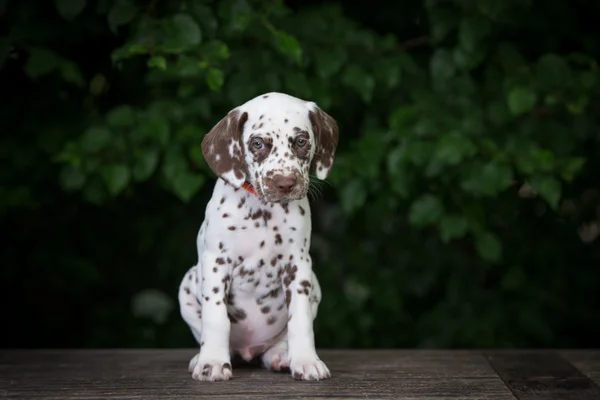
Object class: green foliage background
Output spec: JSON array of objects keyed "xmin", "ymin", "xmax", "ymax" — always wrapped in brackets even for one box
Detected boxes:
[{"xmin": 2, "ymin": 0, "xmax": 600, "ymax": 348}]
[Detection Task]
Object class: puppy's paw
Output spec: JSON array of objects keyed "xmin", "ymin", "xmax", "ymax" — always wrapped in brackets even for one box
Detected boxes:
[
  {"xmin": 189, "ymin": 354, "xmax": 232, "ymax": 382},
  {"xmin": 289, "ymin": 357, "xmax": 330, "ymax": 381},
  {"xmin": 262, "ymin": 346, "xmax": 290, "ymax": 372}
]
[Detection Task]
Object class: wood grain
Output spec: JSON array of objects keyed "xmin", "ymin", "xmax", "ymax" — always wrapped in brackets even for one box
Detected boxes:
[
  {"xmin": 486, "ymin": 351, "xmax": 600, "ymax": 400},
  {"xmin": 0, "ymin": 349, "xmax": 515, "ymax": 399}
]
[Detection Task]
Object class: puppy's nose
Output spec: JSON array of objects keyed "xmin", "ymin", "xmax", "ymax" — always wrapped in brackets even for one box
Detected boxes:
[{"xmin": 273, "ymin": 174, "xmax": 298, "ymax": 193}]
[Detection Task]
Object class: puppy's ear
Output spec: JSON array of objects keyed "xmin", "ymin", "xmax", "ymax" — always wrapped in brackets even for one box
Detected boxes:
[
  {"xmin": 201, "ymin": 109, "xmax": 249, "ymax": 188},
  {"xmin": 308, "ymin": 104, "xmax": 339, "ymax": 180}
]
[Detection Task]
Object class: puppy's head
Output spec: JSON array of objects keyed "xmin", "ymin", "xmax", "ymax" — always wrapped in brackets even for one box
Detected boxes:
[{"xmin": 201, "ymin": 92, "xmax": 339, "ymax": 203}]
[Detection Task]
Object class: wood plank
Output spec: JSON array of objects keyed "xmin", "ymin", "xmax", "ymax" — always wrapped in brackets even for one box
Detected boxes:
[
  {"xmin": 561, "ymin": 350, "xmax": 600, "ymax": 386},
  {"xmin": 485, "ymin": 351, "xmax": 600, "ymax": 400},
  {"xmin": 0, "ymin": 350, "xmax": 515, "ymax": 399}
]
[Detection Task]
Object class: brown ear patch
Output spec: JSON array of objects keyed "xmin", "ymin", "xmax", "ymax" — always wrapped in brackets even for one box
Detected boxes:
[
  {"xmin": 201, "ymin": 110, "xmax": 249, "ymax": 187},
  {"xmin": 309, "ymin": 107, "xmax": 339, "ymax": 180}
]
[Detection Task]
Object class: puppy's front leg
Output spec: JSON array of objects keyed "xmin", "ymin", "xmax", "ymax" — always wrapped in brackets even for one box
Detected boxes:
[
  {"xmin": 192, "ymin": 250, "xmax": 233, "ymax": 381},
  {"xmin": 284, "ymin": 255, "xmax": 331, "ymax": 380}
]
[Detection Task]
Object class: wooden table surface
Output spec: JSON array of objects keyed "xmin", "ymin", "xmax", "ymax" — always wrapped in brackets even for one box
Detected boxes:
[{"xmin": 1, "ymin": 349, "xmax": 599, "ymax": 399}]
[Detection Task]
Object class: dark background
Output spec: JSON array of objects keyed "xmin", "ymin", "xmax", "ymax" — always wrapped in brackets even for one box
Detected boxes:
[{"xmin": 1, "ymin": 0, "xmax": 600, "ymax": 349}]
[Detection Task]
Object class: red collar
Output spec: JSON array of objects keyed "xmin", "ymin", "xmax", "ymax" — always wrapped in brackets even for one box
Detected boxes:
[{"xmin": 242, "ymin": 181, "xmax": 258, "ymax": 195}]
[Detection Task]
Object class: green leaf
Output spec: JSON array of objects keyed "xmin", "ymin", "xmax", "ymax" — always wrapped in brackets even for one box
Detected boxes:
[
  {"xmin": 133, "ymin": 149, "xmax": 159, "ymax": 182},
  {"xmin": 341, "ymin": 65, "xmax": 375, "ymax": 103},
  {"xmin": 536, "ymin": 54, "xmax": 570, "ymax": 89},
  {"xmin": 274, "ymin": 32, "xmax": 302, "ymax": 64},
  {"xmin": 439, "ymin": 215, "xmax": 469, "ymax": 242},
  {"xmin": 374, "ymin": 58, "xmax": 402, "ymax": 89},
  {"xmin": 206, "ymin": 68, "xmax": 224, "ymax": 91},
  {"xmin": 561, "ymin": 157, "xmax": 586, "ymax": 182},
  {"xmin": 147, "ymin": 55, "xmax": 167, "ymax": 71},
  {"xmin": 529, "ymin": 175, "xmax": 561, "ymax": 209},
  {"xmin": 409, "ymin": 194, "xmax": 444, "ymax": 228},
  {"xmin": 171, "ymin": 171, "xmax": 205, "ymax": 202},
  {"xmin": 315, "ymin": 48, "xmax": 345, "ymax": 79},
  {"xmin": 434, "ymin": 132, "xmax": 477, "ymax": 165},
  {"xmin": 507, "ymin": 87, "xmax": 537, "ymax": 116},
  {"xmin": 81, "ymin": 126, "xmax": 112, "ymax": 153},
  {"xmin": 430, "ymin": 49, "xmax": 455, "ymax": 82},
  {"xmin": 106, "ymin": 105, "xmax": 136, "ymax": 127},
  {"xmin": 475, "ymin": 231, "xmax": 502, "ymax": 262},
  {"xmin": 339, "ymin": 180, "xmax": 367, "ymax": 214},
  {"xmin": 460, "ymin": 161, "xmax": 514, "ymax": 196},
  {"xmin": 162, "ymin": 148, "xmax": 187, "ymax": 182},
  {"xmin": 59, "ymin": 165, "xmax": 86, "ymax": 191},
  {"xmin": 100, "ymin": 164, "xmax": 130, "ymax": 195},
  {"xmin": 55, "ymin": 0, "xmax": 87, "ymax": 20},
  {"xmin": 171, "ymin": 13, "xmax": 202, "ymax": 47},
  {"xmin": 59, "ymin": 60, "xmax": 85, "ymax": 87},
  {"xmin": 25, "ymin": 48, "xmax": 61, "ymax": 78},
  {"xmin": 458, "ymin": 16, "xmax": 491, "ymax": 53},
  {"xmin": 107, "ymin": 0, "xmax": 138, "ymax": 33}
]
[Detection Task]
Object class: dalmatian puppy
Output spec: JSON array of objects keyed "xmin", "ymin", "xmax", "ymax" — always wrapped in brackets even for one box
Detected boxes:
[{"xmin": 178, "ymin": 92, "xmax": 339, "ymax": 381}]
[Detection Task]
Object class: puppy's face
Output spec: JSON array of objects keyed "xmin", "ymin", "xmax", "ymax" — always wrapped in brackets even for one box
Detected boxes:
[{"xmin": 202, "ymin": 93, "xmax": 339, "ymax": 204}]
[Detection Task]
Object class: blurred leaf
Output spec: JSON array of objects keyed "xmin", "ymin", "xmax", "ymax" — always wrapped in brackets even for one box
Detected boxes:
[
  {"xmin": 430, "ymin": 48, "xmax": 455, "ymax": 82},
  {"xmin": 340, "ymin": 180, "xmax": 367, "ymax": 214},
  {"xmin": 439, "ymin": 215, "xmax": 469, "ymax": 242},
  {"xmin": 162, "ymin": 147, "xmax": 187, "ymax": 182},
  {"xmin": 458, "ymin": 15, "xmax": 491, "ymax": 53},
  {"xmin": 107, "ymin": 0, "xmax": 138, "ymax": 33},
  {"xmin": 172, "ymin": 171, "xmax": 205, "ymax": 202},
  {"xmin": 409, "ymin": 194, "xmax": 444, "ymax": 227},
  {"xmin": 561, "ymin": 157, "xmax": 586, "ymax": 182},
  {"xmin": 107, "ymin": 105, "xmax": 136, "ymax": 127},
  {"xmin": 529, "ymin": 175, "xmax": 561, "ymax": 209},
  {"xmin": 55, "ymin": 0, "xmax": 87, "ymax": 20},
  {"xmin": 475, "ymin": 231, "xmax": 502, "ymax": 262},
  {"xmin": 274, "ymin": 32, "xmax": 302, "ymax": 64},
  {"xmin": 81, "ymin": 127, "xmax": 112, "ymax": 153},
  {"xmin": 315, "ymin": 48, "xmax": 345, "ymax": 79},
  {"xmin": 133, "ymin": 149, "xmax": 159, "ymax": 182},
  {"xmin": 536, "ymin": 54, "xmax": 570, "ymax": 89},
  {"xmin": 59, "ymin": 60, "xmax": 85, "ymax": 87},
  {"xmin": 434, "ymin": 132, "xmax": 477, "ymax": 165},
  {"xmin": 342, "ymin": 65, "xmax": 375, "ymax": 102},
  {"xmin": 171, "ymin": 13, "xmax": 202, "ymax": 47},
  {"xmin": 206, "ymin": 67, "xmax": 224, "ymax": 91},
  {"xmin": 25, "ymin": 48, "xmax": 60, "ymax": 78},
  {"xmin": 460, "ymin": 161, "xmax": 513, "ymax": 196},
  {"xmin": 147, "ymin": 55, "xmax": 167, "ymax": 71},
  {"xmin": 59, "ymin": 165, "xmax": 86, "ymax": 191},
  {"xmin": 507, "ymin": 87, "xmax": 537, "ymax": 116},
  {"xmin": 100, "ymin": 164, "xmax": 130, "ymax": 195}
]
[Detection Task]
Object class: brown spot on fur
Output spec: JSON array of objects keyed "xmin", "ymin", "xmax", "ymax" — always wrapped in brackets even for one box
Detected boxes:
[
  {"xmin": 216, "ymin": 258, "xmax": 225, "ymax": 265},
  {"xmin": 212, "ymin": 287, "xmax": 219, "ymax": 294},
  {"xmin": 267, "ymin": 316, "xmax": 277, "ymax": 325},
  {"xmin": 275, "ymin": 234, "xmax": 282, "ymax": 245},
  {"xmin": 261, "ymin": 306, "xmax": 271, "ymax": 314},
  {"xmin": 228, "ymin": 226, "xmax": 236, "ymax": 231},
  {"xmin": 299, "ymin": 206, "xmax": 305, "ymax": 215},
  {"xmin": 285, "ymin": 289, "xmax": 292, "ymax": 308}
]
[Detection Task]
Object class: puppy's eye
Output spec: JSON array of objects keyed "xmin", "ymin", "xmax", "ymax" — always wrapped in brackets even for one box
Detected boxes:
[
  {"xmin": 295, "ymin": 137, "xmax": 307, "ymax": 147},
  {"xmin": 252, "ymin": 139, "xmax": 264, "ymax": 150}
]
